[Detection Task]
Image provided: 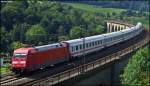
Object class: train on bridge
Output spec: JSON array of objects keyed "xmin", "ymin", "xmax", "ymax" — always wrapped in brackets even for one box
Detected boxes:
[{"xmin": 11, "ymin": 23, "xmax": 143, "ymax": 74}]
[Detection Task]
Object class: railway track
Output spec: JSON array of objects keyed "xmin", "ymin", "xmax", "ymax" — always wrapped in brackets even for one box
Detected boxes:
[
  {"xmin": 0, "ymin": 28, "xmax": 149, "ymax": 86},
  {"xmin": 1, "ymin": 76, "xmax": 21, "ymax": 85},
  {"xmin": 1, "ymin": 72, "xmax": 13, "ymax": 78},
  {"xmin": 0, "ymin": 72, "xmax": 22, "ymax": 85}
]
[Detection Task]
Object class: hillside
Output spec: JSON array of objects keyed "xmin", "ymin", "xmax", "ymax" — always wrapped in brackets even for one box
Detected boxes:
[
  {"xmin": 64, "ymin": 1, "xmax": 149, "ymax": 12},
  {"xmin": 65, "ymin": 3, "xmax": 149, "ymax": 28}
]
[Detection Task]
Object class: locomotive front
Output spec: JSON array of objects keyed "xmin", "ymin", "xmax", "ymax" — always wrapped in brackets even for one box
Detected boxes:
[{"xmin": 11, "ymin": 48, "xmax": 30, "ymax": 73}]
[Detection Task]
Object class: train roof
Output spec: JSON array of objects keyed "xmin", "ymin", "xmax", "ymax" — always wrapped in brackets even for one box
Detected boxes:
[
  {"xmin": 63, "ymin": 29, "xmax": 123, "ymax": 44},
  {"xmin": 34, "ymin": 43, "xmax": 61, "ymax": 51},
  {"xmin": 63, "ymin": 34, "xmax": 104, "ymax": 44},
  {"xmin": 14, "ymin": 47, "xmax": 33, "ymax": 54}
]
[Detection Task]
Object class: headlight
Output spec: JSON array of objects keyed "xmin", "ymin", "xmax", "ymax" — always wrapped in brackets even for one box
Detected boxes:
[
  {"xmin": 20, "ymin": 61, "xmax": 26, "ymax": 64},
  {"xmin": 12, "ymin": 61, "xmax": 18, "ymax": 64}
]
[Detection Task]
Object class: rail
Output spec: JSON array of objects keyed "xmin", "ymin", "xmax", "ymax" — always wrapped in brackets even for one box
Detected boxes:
[{"xmin": 32, "ymin": 29, "xmax": 149, "ymax": 86}]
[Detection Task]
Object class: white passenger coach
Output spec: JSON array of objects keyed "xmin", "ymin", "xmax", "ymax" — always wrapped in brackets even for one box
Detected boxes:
[{"xmin": 63, "ymin": 23, "xmax": 143, "ymax": 57}]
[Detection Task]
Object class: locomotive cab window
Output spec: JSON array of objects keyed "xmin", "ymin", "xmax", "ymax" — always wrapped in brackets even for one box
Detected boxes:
[{"xmin": 14, "ymin": 53, "xmax": 27, "ymax": 58}]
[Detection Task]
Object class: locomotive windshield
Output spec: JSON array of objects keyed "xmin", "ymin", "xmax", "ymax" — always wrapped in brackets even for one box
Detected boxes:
[{"xmin": 14, "ymin": 53, "xmax": 27, "ymax": 58}]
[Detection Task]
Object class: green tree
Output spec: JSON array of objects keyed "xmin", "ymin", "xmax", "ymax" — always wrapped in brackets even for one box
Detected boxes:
[
  {"xmin": 58, "ymin": 25, "xmax": 65, "ymax": 36},
  {"xmin": 11, "ymin": 24, "xmax": 23, "ymax": 42},
  {"xmin": 112, "ymin": 12, "xmax": 116, "ymax": 16},
  {"xmin": 10, "ymin": 41, "xmax": 23, "ymax": 51},
  {"xmin": 1, "ymin": 1, "xmax": 27, "ymax": 31},
  {"xmin": 95, "ymin": 25, "xmax": 104, "ymax": 35},
  {"xmin": 58, "ymin": 36, "xmax": 69, "ymax": 42},
  {"xmin": 106, "ymin": 12, "xmax": 111, "ymax": 19},
  {"xmin": 0, "ymin": 27, "xmax": 11, "ymax": 52},
  {"xmin": 69, "ymin": 26, "xmax": 83, "ymax": 39},
  {"xmin": 120, "ymin": 48, "xmax": 150, "ymax": 86},
  {"xmin": 26, "ymin": 24, "xmax": 47, "ymax": 45}
]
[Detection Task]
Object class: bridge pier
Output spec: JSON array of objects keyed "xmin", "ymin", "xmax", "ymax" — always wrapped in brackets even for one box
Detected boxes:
[
  {"xmin": 110, "ymin": 59, "xmax": 119, "ymax": 86},
  {"xmin": 110, "ymin": 60, "xmax": 115, "ymax": 86}
]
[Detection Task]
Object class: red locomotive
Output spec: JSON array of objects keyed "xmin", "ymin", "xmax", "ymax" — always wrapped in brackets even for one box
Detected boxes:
[{"xmin": 12, "ymin": 43, "xmax": 69, "ymax": 73}]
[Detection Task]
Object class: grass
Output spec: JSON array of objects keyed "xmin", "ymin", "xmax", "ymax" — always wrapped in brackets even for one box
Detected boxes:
[
  {"xmin": 0, "ymin": 66, "xmax": 10, "ymax": 74},
  {"xmin": 65, "ymin": 3, "xmax": 126, "ymax": 15}
]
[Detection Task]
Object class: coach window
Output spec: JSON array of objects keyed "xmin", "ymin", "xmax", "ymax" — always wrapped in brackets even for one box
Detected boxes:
[
  {"xmin": 97, "ymin": 41, "xmax": 99, "ymax": 45},
  {"xmin": 108, "ymin": 38, "xmax": 110, "ymax": 42},
  {"xmin": 95, "ymin": 41, "xmax": 97, "ymax": 45},
  {"xmin": 92, "ymin": 42, "xmax": 94, "ymax": 46},
  {"xmin": 107, "ymin": 38, "xmax": 109, "ymax": 42},
  {"xmin": 71, "ymin": 46, "xmax": 73, "ymax": 52},
  {"xmin": 99, "ymin": 41, "xmax": 101, "ymax": 45},
  {"xmin": 73, "ymin": 46, "xmax": 75, "ymax": 52},
  {"xmin": 75, "ymin": 46, "xmax": 78, "ymax": 51},
  {"xmin": 101, "ymin": 40, "xmax": 103, "ymax": 44},
  {"xmin": 78, "ymin": 45, "xmax": 80, "ymax": 51},
  {"xmin": 72, "ymin": 46, "xmax": 74, "ymax": 52},
  {"xmin": 93, "ymin": 42, "xmax": 95, "ymax": 46},
  {"xmin": 98, "ymin": 41, "xmax": 100, "ymax": 45},
  {"xmin": 80, "ymin": 45, "xmax": 82, "ymax": 49},
  {"xmin": 89, "ymin": 43, "xmax": 91, "ymax": 47},
  {"xmin": 86, "ymin": 43, "xmax": 88, "ymax": 48},
  {"xmin": 110, "ymin": 38, "xmax": 112, "ymax": 41}
]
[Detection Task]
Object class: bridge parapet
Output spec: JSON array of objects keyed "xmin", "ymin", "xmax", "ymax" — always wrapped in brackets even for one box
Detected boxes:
[{"xmin": 106, "ymin": 20, "xmax": 134, "ymax": 33}]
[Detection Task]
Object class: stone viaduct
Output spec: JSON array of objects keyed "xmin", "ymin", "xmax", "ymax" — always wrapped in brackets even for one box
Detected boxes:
[{"xmin": 106, "ymin": 20, "xmax": 134, "ymax": 33}]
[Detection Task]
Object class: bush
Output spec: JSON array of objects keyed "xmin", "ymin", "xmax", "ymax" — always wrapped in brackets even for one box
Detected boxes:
[{"xmin": 120, "ymin": 47, "xmax": 150, "ymax": 86}]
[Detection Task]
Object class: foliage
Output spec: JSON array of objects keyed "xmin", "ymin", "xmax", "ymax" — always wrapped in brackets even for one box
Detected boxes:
[
  {"xmin": 69, "ymin": 26, "xmax": 83, "ymax": 39},
  {"xmin": 26, "ymin": 24, "xmax": 47, "ymax": 45},
  {"xmin": 95, "ymin": 25, "xmax": 104, "ymax": 35},
  {"xmin": 0, "ymin": 27, "xmax": 11, "ymax": 52},
  {"xmin": 10, "ymin": 41, "xmax": 23, "ymax": 51},
  {"xmin": 0, "ymin": 65, "xmax": 10, "ymax": 74},
  {"xmin": 120, "ymin": 48, "xmax": 150, "ymax": 86},
  {"xmin": 58, "ymin": 36, "xmax": 69, "ymax": 42}
]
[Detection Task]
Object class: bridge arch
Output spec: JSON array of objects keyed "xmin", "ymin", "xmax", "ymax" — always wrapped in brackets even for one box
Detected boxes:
[{"xmin": 106, "ymin": 21, "xmax": 133, "ymax": 33}]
